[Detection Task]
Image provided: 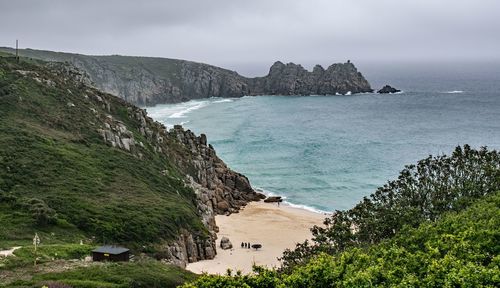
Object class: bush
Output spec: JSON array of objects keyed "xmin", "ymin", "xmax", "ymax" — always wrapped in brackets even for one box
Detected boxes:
[
  {"xmin": 28, "ymin": 198, "xmax": 58, "ymax": 226},
  {"xmin": 183, "ymin": 191, "xmax": 500, "ymax": 287},
  {"xmin": 281, "ymin": 145, "xmax": 500, "ymax": 270}
]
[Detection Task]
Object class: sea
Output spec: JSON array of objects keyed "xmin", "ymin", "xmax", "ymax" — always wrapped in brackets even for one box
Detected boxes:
[{"xmin": 146, "ymin": 62, "xmax": 500, "ymax": 213}]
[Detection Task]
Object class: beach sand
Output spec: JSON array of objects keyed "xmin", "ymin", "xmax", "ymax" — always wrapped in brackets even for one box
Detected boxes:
[{"xmin": 186, "ymin": 201, "xmax": 326, "ymax": 274}]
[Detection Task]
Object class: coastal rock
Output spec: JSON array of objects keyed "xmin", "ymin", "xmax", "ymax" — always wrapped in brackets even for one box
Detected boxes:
[
  {"xmin": 217, "ymin": 201, "xmax": 230, "ymax": 212},
  {"xmin": 377, "ymin": 85, "xmax": 401, "ymax": 94},
  {"xmin": 264, "ymin": 196, "xmax": 283, "ymax": 203},
  {"xmin": 248, "ymin": 61, "xmax": 373, "ymax": 96},
  {"xmin": 3, "ymin": 48, "xmax": 373, "ymax": 104},
  {"xmin": 220, "ymin": 237, "xmax": 233, "ymax": 250}
]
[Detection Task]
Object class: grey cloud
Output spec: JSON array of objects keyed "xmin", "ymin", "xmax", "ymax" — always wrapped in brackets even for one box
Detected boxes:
[{"xmin": 1, "ymin": 0, "xmax": 499, "ymax": 76}]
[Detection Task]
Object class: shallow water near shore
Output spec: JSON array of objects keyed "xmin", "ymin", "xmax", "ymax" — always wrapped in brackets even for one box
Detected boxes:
[{"xmin": 147, "ymin": 63, "xmax": 500, "ymax": 212}]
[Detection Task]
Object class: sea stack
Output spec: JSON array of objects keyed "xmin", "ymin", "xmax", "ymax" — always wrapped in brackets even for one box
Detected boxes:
[{"xmin": 377, "ymin": 85, "xmax": 401, "ymax": 94}]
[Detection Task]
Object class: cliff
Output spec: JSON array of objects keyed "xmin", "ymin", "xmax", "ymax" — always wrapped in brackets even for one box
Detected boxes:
[
  {"xmin": 0, "ymin": 55, "xmax": 262, "ymax": 268},
  {"xmin": 0, "ymin": 48, "xmax": 373, "ymax": 105}
]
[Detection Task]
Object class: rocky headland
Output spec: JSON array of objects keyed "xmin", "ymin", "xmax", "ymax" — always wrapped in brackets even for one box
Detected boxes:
[{"xmin": 0, "ymin": 47, "xmax": 373, "ymax": 105}]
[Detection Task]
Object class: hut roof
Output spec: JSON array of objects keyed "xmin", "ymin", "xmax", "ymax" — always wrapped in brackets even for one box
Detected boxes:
[{"xmin": 92, "ymin": 245, "xmax": 129, "ymax": 255}]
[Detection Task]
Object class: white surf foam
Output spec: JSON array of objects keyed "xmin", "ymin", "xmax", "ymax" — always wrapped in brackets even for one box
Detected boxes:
[
  {"xmin": 169, "ymin": 101, "xmax": 209, "ymax": 118},
  {"xmin": 443, "ymin": 90, "xmax": 464, "ymax": 94},
  {"xmin": 212, "ymin": 98, "xmax": 234, "ymax": 103}
]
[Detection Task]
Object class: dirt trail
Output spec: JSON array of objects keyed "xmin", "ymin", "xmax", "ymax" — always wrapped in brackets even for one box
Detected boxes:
[{"xmin": 0, "ymin": 246, "xmax": 21, "ymax": 257}]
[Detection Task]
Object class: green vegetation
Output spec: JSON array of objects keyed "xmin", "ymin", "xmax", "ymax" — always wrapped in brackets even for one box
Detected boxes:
[
  {"xmin": 183, "ymin": 147, "xmax": 500, "ymax": 287},
  {"xmin": 6, "ymin": 261, "xmax": 196, "ymax": 288},
  {"xmin": 183, "ymin": 191, "xmax": 500, "ymax": 287},
  {"xmin": 281, "ymin": 145, "xmax": 500, "ymax": 270},
  {"xmin": 4, "ymin": 260, "xmax": 197, "ymax": 288},
  {"xmin": 0, "ymin": 244, "xmax": 94, "ymax": 270},
  {"xmin": 0, "ymin": 56, "xmax": 205, "ymax": 250},
  {"xmin": 0, "ymin": 55, "xmax": 208, "ymax": 287}
]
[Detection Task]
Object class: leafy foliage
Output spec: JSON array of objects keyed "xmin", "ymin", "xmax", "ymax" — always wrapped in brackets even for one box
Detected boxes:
[
  {"xmin": 183, "ymin": 191, "xmax": 500, "ymax": 287},
  {"xmin": 281, "ymin": 145, "xmax": 500, "ymax": 270}
]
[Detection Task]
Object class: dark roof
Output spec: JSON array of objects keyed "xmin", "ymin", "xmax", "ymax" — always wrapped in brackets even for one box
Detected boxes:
[{"xmin": 92, "ymin": 245, "xmax": 129, "ymax": 255}]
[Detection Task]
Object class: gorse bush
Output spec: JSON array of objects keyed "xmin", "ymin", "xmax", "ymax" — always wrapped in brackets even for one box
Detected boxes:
[{"xmin": 281, "ymin": 145, "xmax": 500, "ymax": 270}]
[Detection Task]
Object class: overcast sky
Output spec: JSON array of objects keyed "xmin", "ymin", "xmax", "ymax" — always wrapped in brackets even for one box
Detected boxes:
[{"xmin": 1, "ymin": 0, "xmax": 499, "ymax": 75}]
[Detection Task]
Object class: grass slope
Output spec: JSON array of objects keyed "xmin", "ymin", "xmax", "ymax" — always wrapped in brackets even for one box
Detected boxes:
[
  {"xmin": 6, "ymin": 260, "xmax": 197, "ymax": 288},
  {"xmin": 0, "ymin": 56, "xmax": 204, "ymax": 251}
]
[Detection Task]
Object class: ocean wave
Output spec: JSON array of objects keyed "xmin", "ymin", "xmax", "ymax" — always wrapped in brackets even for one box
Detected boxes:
[
  {"xmin": 282, "ymin": 201, "xmax": 332, "ymax": 215},
  {"xmin": 169, "ymin": 101, "xmax": 209, "ymax": 118},
  {"xmin": 212, "ymin": 99, "xmax": 234, "ymax": 103},
  {"xmin": 443, "ymin": 90, "xmax": 464, "ymax": 94},
  {"xmin": 254, "ymin": 187, "xmax": 331, "ymax": 214}
]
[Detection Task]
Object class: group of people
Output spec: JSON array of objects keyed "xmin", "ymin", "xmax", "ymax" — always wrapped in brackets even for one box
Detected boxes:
[{"xmin": 241, "ymin": 242, "xmax": 252, "ymax": 249}]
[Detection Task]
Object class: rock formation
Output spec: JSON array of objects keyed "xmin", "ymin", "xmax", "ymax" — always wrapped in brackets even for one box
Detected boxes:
[
  {"xmin": 220, "ymin": 237, "xmax": 233, "ymax": 250},
  {"xmin": 1, "ymin": 48, "xmax": 373, "ymax": 105},
  {"xmin": 377, "ymin": 85, "xmax": 401, "ymax": 94},
  {"xmin": 248, "ymin": 61, "xmax": 373, "ymax": 96},
  {"xmin": 264, "ymin": 196, "xmax": 283, "ymax": 203}
]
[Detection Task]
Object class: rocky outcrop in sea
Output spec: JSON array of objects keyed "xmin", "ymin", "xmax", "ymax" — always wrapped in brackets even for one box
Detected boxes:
[{"xmin": 377, "ymin": 85, "xmax": 401, "ymax": 94}]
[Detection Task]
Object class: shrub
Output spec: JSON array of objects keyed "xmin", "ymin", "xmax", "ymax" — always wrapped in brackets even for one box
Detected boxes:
[
  {"xmin": 281, "ymin": 145, "xmax": 500, "ymax": 270},
  {"xmin": 28, "ymin": 198, "xmax": 58, "ymax": 226}
]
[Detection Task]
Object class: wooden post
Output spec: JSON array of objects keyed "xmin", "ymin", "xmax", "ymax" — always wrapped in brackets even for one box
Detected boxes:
[
  {"xmin": 16, "ymin": 40, "xmax": 19, "ymax": 63},
  {"xmin": 33, "ymin": 233, "xmax": 40, "ymax": 266}
]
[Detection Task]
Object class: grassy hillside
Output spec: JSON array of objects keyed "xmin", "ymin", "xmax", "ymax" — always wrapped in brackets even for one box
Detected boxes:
[
  {"xmin": 0, "ymin": 56, "xmax": 205, "ymax": 250},
  {"xmin": 6, "ymin": 260, "xmax": 197, "ymax": 288}
]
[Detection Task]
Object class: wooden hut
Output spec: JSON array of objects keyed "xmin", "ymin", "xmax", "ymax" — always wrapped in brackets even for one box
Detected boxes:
[{"xmin": 92, "ymin": 245, "xmax": 130, "ymax": 262}]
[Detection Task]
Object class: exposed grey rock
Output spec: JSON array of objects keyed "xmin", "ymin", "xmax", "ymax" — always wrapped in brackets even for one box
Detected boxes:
[
  {"xmin": 264, "ymin": 196, "xmax": 283, "ymax": 203},
  {"xmin": 220, "ymin": 237, "xmax": 233, "ymax": 250},
  {"xmin": 377, "ymin": 85, "xmax": 401, "ymax": 94}
]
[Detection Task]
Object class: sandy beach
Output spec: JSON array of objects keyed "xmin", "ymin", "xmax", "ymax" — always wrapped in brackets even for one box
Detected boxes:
[{"xmin": 186, "ymin": 201, "xmax": 326, "ymax": 274}]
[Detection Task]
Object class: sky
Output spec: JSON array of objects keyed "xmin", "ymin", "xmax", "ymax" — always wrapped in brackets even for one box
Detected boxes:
[{"xmin": 1, "ymin": 0, "xmax": 499, "ymax": 76}]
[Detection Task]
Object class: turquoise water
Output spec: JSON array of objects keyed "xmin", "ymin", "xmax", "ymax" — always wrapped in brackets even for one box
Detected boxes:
[{"xmin": 147, "ymin": 64, "xmax": 500, "ymax": 212}]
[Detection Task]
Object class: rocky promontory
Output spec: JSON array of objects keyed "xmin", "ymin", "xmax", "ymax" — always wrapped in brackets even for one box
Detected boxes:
[{"xmin": 0, "ymin": 47, "xmax": 373, "ymax": 105}]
